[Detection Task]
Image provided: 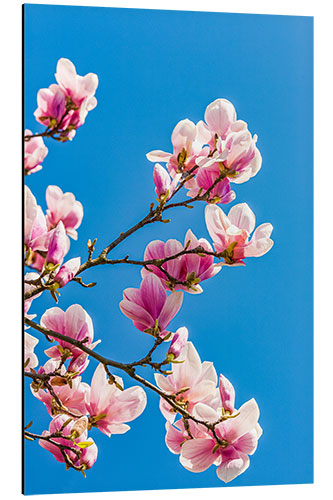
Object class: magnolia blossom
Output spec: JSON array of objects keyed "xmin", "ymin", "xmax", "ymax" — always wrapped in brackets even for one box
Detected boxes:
[
  {"xmin": 155, "ymin": 341, "xmax": 218, "ymax": 422},
  {"xmin": 205, "ymin": 203, "xmax": 273, "ymax": 265},
  {"xmin": 85, "ymin": 363, "xmax": 147, "ymax": 437},
  {"xmin": 221, "ymin": 126, "xmax": 262, "ymax": 184},
  {"xmin": 34, "ymin": 84, "xmax": 67, "ymax": 128},
  {"xmin": 46, "ymin": 221, "xmax": 70, "ymax": 266},
  {"xmin": 54, "ymin": 257, "xmax": 81, "ymax": 288},
  {"xmin": 168, "ymin": 398, "xmax": 261, "ymax": 483},
  {"xmin": 39, "ymin": 414, "xmax": 98, "ymax": 470},
  {"xmin": 24, "ymin": 186, "xmax": 49, "ymax": 252},
  {"xmin": 46, "ymin": 185, "xmax": 83, "ymax": 239},
  {"xmin": 153, "ymin": 163, "xmax": 181, "ymax": 202},
  {"xmin": 55, "ymin": 58, "xmax": 98, "ymax": 125},
  {"xmin": 141, "ymin": 229, "xmax": 221, "ymax": 293},
  {"xmin": 195, "ymin": 99, "xmax": 261, "ymax": 184},
  {"xmin": 24, "ymin": 130, "xmax": 48, "ymax": 174},
  {"xmin": 41, "ymin": 304, "xmax": 99, "ymax": 360},
  {"xmin": 147, "ymin": 119, "xmax": 208, "ymax": 176},
  {"xmin": 24, "ymin": 332, "xmax": 39, "ymax": 371},
  {"xmin": 34, "ymin": 58, "xmax": 98, "ymax": 138},
  {"xmin": 165, "ymin": 373, "xmax": 262, "ymax": 483},
  {"xmin": 119, "ymin": 274, "xmax": 183, "ymax": 336},
  {"xmin": 32, "ymin": 360, "xmax": 88, "ymax": 417}
]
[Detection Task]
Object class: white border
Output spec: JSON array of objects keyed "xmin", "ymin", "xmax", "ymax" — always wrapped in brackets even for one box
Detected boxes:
[{"xmin": 1, "ymin": 1, "xmax": 331, "ymax": 499}]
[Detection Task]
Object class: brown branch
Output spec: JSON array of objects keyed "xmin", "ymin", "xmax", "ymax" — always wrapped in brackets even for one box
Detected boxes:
[
  {"xmin": 24, "ymin": 317, "xmax": 236, "ymax": 441},
  {"xmin": 24, "ymin": 245, "xmax": 225, "ymax": 300},
  {"xmin": 24, "ymin": 163, "xmax": 231, "ymax": 300}
]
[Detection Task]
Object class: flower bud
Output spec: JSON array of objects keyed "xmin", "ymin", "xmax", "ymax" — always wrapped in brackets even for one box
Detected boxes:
[
  {"xmin": 153, "ymin": 163, "xmax": 181, "ymax": 202},
  {"xmin": 68, "ymin": 352, "xmax": 89, "ymax": 376},
  {"xmin": 80, "ymin": 439, "xmax": 98, "ymax": 469},
  {"xmin": 54, "ymin": 257, "xmax": 80, "ymax": 287},
  {"xmin": 46, "ymin": 221, "xmax": 69, "ymax": 265},
  {"xmin": 168, "ymin": 327, "xmax": 188, "ymax": 359},
  {"xmin": 72, "ymin": 417, "xmax": 88, "ymax": 438},
  {"xmin": 219, "ymin": 374, "xmax": 235, "ymax": 414}
]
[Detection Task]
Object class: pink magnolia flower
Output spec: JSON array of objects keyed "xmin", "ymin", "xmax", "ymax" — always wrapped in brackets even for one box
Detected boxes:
[
  {"xmin": 155, "ymin": 341, "xmax": 218, "ymax": 422},
  {"xmin": 147, "ymin": 119, "xmax": 208, "ymax": 176},
  {"xmin": 39, "ymin": 414, "xmax": 98, "ymax": 470},
  {"xmin": 55, "ymin": 58, "xmax": 98, "ymax": 125},
  {"xmin": 41, "ymin": 304, "xmax": 99, "ymax": 360},
  {"xmin": 24, "ymin": 130, "xmax": 48, "ymax": 174},
  {"xmin": 205, "ymin": 203, "xmax": 273, "ymax": 265},
  {"xmin": 195, "ymin": 99, "xmax": 261, "ymax": 184},
  {"xmin": 178, "ymin": 398, "xmax": 262, "ymax": 483},
  {"xmin": 85, "ymin": 363, "xmax": 147, "ymax": 437},
  {"xmin": 34, "ymin": 84, "xmax": 67, "ymax": 128},
  {"xmin": 34, "ymin": 58, "xmax": 98, "ymax": 139},
  {"xmin": 46, "ymin": 221, "xmax": 70, "ymax": 266},
  {"xmin": 54, "ymin": 257, "xmax": 81, "ymax": 288},
  {"xmin": 153, "ymin": 163, "xmax": 181, "ymax": 202},
  {"xmin": 119, "ymin": 274, "xmax": 183, "ymax": 336},
  {"xmin": 141, "ymin": 229, "xmax": 221, "ymax": 293},
  {"xmin": 46, "ymin": 185, "xmax": 83, "ymax": 240},
  {"xmin": 24, "ymin": 186, "xmax": 49, "ymax": 252},
  {"xmin": 168, "ymin": 327, "xmax": 188, "ymax": 360},
  {"xmin": 24, "ymin": 332, "xmax": 39, "ymax": 371},
  {"xmin": 222, "ymin": 126, "xmax": 262, "ymax": 184},
  {"xmin": 32, "ymin": 360, "xmax": 88, "ymax": 417}
]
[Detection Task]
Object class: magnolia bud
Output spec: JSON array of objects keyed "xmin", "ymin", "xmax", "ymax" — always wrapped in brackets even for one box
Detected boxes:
[
  {"xmin": 54, "ymin": 257, "xmax": 81, "ymax": 287},
  {"xmin": 72, "ymin": 417, "xmax": 88, "ymax": 438},
  {"xmin": 46, "ymin": 221, "xmax": 68, "ymax": 265},
  {"xmin": 219, "ymin": 374, "xmax": 235, "ymax": 414},
  {"xmin": 168, "ymin": 327, "xmax": 188, "ymax": 359}
]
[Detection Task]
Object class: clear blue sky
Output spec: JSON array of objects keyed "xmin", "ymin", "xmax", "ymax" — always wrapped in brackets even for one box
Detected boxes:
[{"xmin": 24, "ymin": 4, "xmax": 313, "ymax": 495}]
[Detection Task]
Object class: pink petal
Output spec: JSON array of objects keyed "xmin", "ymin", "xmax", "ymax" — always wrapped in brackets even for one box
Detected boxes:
[
  {"xmin": 204, "ymin": 99, "xmax": 236, "ymax": 138},
  {"xmin": 119, "ymin": 299, "xmax": 154, "ymax": 331},
  {"xmin": 216, "ymin": 452, "xmax": 250, "ymax": 483},
  {"xmin": 244, "ymin": 223, "xmax": 274, "ymax": 257},
  {"xmin": 180, "ymin": 437, "xmax": 216, "ymax": 472},
  {"xmin": 165, "ymin": 421, "xmax": 186, "ymax": 454},
  {"xmin": 158, "ymin": 291, "xmax": 183, "ymax": 332},
  {"xmin": 228, "ymin": 203, "xmax": 256, "ymax": 234},
  {"xmin": 165, "ymin": 239, "xmax": 184, "ymax": 280},
  {"xmin": 146, "ymin": 150, "xmax": 172, "ymax": 163},
  {"xmin": 40, "ymin": 307, "xmax": 65, "ymax": 335},
  {"xmin": 140, "ymin": 274, "xmax": 167, "ymax": 319},
  {"xmin": 233, "ymin": 429, "xmax": 258, "ymax": 455}
]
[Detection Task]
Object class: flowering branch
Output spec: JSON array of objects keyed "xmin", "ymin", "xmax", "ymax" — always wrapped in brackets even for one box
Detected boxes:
[
  {"xmin": 25, "ymin": 58, "xmax": 272, "ymax": 483},
  {"xmin": 24, "ymin": 317, "xmax": 235, "ymax": 437}
]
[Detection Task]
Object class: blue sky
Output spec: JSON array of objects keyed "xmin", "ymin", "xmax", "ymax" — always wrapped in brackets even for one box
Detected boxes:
[{"xmin": 24, "ymin": 4, "xmax": 313, "ymax": 495}]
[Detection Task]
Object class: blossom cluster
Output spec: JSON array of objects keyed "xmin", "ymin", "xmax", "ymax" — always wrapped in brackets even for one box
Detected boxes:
[
  {"xmin": 148, "ymin": 98, "xmax": 261, "ymax": 205},
  {"xmin": 24, "ymin": 58, "xmax": 98, "ymax": 175},
  {"xmin": 24, "ymin": 184, "xmax": 82, "ymax": 290},
  {"xmin": 24, "ymin": 57, "xmax": 273, "ymax": 483},
  {"xmin": 26, "ymin": 304, "xmax": 147, "ymax": 472}
]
